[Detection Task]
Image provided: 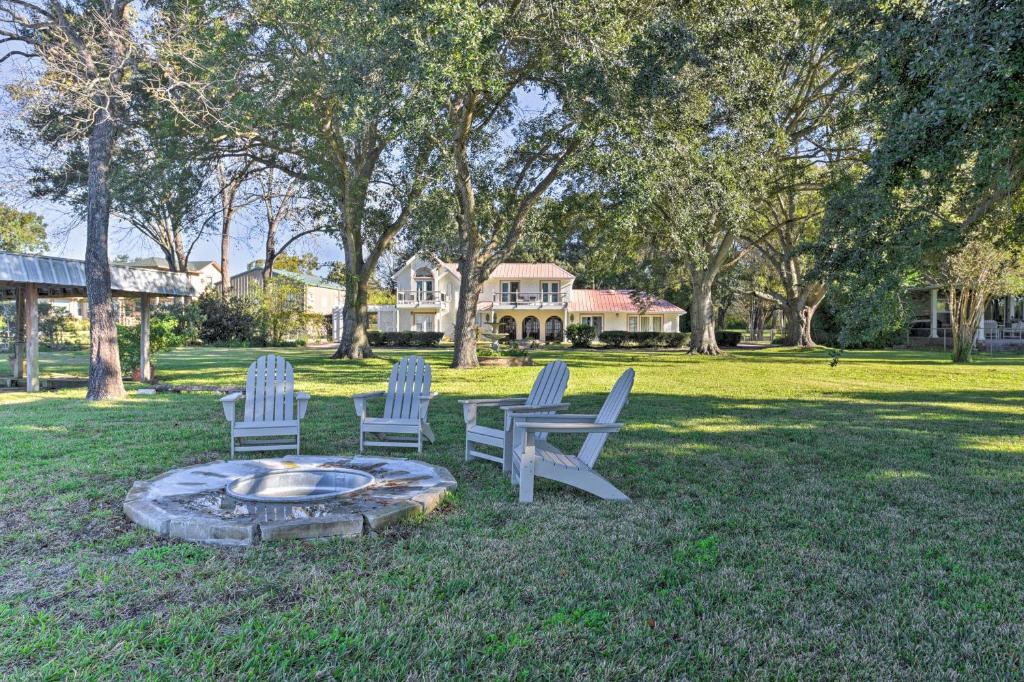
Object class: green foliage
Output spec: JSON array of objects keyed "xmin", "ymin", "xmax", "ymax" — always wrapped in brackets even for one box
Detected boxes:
[
  {"xmin": 599, "ymin": 331, "xmax": 689, "ymax": 348},
  {"xmin": 116, "ymin": 310, "xmax": 198, "ymax": 373},
  {"xmin": 714, "ymin": 331, "xmax": 742, "ymax": 348},
  {"xmin": 565, "ymin": 323, "xmax": 596, "ymax": 348},
  {"xmin": 274, "ymin": 253, "xmax": 320, "ymax": 276},
  {"xmin": 366, "ymin": 331, "xmax": 443, "ymax": 347},
  {"xmin": 0, "ymin": 201, "xmax": 48, "ymax": 253},
  {"xmin": 819, "ymin": 0, "xmax": 1024, "ymax": 345},
  {"xmin": 195, "ymin": 292, "xmax": 266, "ymax": 346}
]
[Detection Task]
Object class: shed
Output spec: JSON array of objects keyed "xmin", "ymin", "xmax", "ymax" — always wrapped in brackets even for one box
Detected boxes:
[{"xmin": 0, "ymin": 251, "xmax": 199, "ymax": 391}]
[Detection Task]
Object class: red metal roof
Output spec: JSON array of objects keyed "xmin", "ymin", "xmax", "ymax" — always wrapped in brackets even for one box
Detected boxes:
[
  {"xmin": 568, "ymin": 289, "xmax": 685, "ymax": 314},
  {"xmin": 490, "ymin": 263, "xmax": 574, "ymax": 279}
]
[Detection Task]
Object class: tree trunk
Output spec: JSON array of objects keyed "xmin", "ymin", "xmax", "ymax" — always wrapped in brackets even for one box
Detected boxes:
[
  {"xmin": 334, "ymin": 273, "xmax": 372, "ymax": 359},
  {"xmin": 949, "ymin": 287, "xmax": 984, "ymax": 364},
  {"xmin": 220, "ymin": 219, "xmax": 231, "ymax": 296},
  {"xmin": 688, "ymin": 277, "xmax": 720, "ymax": 355},
  {"xmin": 85, "ymin": 110, "xmax": 125, "ymax": 400},
  {"xmin": 451, "ymin": 256, "xmax": 483, "ymax": 368}
]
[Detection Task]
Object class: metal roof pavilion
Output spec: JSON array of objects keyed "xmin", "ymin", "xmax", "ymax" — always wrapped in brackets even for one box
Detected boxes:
[
  {"xmin": 0, "ymin": 251, "xmax": 199, "ymax": 298},
  {"xmin": 2, "ymin": 251, "xmax": 198, "ymax": 393}
]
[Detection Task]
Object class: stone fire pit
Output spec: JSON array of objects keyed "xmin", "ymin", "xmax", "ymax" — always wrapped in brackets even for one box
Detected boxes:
[{"xmin": 123, "ymin": 455, "xmax": 457, "ymax": 546}]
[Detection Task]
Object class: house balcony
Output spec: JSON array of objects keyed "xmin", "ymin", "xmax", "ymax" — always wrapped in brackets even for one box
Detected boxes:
[
  {"xmin": 397, "ymin": 290, "xmax": 447, "ymax": 308},
  {"xmin": 491, "ymin": 292, "xmax": 568, "ymax": 309}
]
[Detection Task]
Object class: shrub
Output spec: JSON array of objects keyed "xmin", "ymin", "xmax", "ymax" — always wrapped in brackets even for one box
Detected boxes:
[
  {"xmin": 366, "ymin": 331, "xmax": 444, "ymax": 347},
  {"xmin": 196, "ymin": 291, "xmax": 266, "ymax": 345},
  {"xmin": 715, "ymin": 331, "xmax": 742, "ymax": 347},
  {"xmin": 117, "ymin": 310, "xmax": 195, "ymax": 374},
  {"xmin": 599, "ymin": 331, "xmax": 689, "ymax": 348},
  {"xmin": 566, "ymin": 323, "xmax": 595, "ymax": 348}
]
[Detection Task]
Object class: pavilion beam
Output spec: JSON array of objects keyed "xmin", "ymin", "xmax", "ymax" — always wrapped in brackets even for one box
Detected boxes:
[
  {"xmin": 140, "ymin": 294, "xmax": 152, "ymax": 382},
  {"xmin": 25, "ymin": 283, "xmax": 39, "ymax": 392}
]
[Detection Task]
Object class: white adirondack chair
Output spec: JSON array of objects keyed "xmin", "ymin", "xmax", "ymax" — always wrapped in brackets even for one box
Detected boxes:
[
  {"xmin": 510, "ymin": 368, "xmax": 634, "ymax": 503},
  {"xmin": 220, "ymin": 354, "xmax": 310, "ymax": 457},
  {"xmin": 460, "ymin": 360, "xmax": 569, "ymax": 469},
  {"xmin": 353, "ymin": 355, "xmax": 437, "ymax": 453}
]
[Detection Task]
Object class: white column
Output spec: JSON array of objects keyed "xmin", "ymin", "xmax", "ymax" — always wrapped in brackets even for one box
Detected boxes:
[
  {"xmin": 25, "ymin": 284, "xmax": 39, "ymax": 392},
  {"xmin": 139, "ymin": 295, "xmax": 152, "ymax": 382},
  {"xmin": 977, "ymin": 306, "xmax": 986, "ymax": 342},
  {"xmin": 929, "ymin": 288, "xmax": 939, "ymax": 339}
]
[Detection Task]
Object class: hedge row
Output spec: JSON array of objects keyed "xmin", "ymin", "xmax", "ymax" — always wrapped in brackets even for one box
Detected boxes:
[
  {"xmin": 715, "ymin": 331, "xmax": 742, "ymax": 347},
  {"xmin": 367, "ymin": 331, "xmax": 444, "ymax": 347},
  {"xmin": 599, "ymin": 331, "xmax": 689, "ymax": 348}
]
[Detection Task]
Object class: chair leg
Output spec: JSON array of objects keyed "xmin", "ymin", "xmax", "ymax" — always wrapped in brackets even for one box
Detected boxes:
[
  {"xmin": 359, "ymin": 428, "xmax": 364, "ymax": 454},
  {"xmin": 519, "ymin": 458, "xmax": 535, "ymax": 503},
  {"xmin": 417, "ymin": 429, "xmax": 423, "ymax": 454},
  {"xmin": 422, "ymin": 422, "xmax": 436, "ymax": 443},
  {"xmin": 464, "ymin": 438, "xmax": 472, "ymax": 462}
]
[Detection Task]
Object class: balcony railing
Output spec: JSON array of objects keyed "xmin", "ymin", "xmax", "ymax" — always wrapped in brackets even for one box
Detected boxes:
[
  {"xmin": 493, "ymin": 291, "xmax": 564, "ymax": 305},
  {"xmin": 397, "ymin": 289, "xmax": 447, "ymax": 305}
]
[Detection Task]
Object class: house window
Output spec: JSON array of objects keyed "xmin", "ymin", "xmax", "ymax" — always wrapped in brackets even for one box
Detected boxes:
[
  {"xmin": 412, "ymin": 313, "xmax": 434, "ymax": 332},
  {"xmin": 545, "ymin": 316, "xmax": 564, "ymax": 341},
  {"xmin": 541, "ymin": 282, "xmax": 560, "ymax": 303},
  {"xmin": 414, "ymin": 267, "xmax": 434, "ymax": 302},
  {"xmin": 498, "ymin": 315, "xmax": 517, "ymax": 339},
  {"xmin": 581, "ymin": 315, "xmax": 603, "ymax": 339},
  {"xmin": 630, "ymin": 315, "xmax": 664, "ymax": 332},
  {"xmin": 501, "ymin": 281, "xmax": 520, "ymax": 304},
  {"xmin": 523, "ymin": 316, "xmax": 540, "ymax": 339},
  {"xmin": 368, "ymin": 312, "xmax": 379, "ymax": 330},
  {"xmin": 627, "ymin": 316, "xmax": 638, "ymax": 332}
]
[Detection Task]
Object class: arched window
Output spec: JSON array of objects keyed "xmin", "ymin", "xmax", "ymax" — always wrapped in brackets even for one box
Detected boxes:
[
  {"xmin": 523, "ymin": 316, "xmax": 540, "ymax": 340},
  {"xmin": 413, "ymin": 267, "xmax": 434, "ymax": 302},
  {"xmin": 498, "ymin": 316, "xmax": 517, "ymax": 339},
  {"xmin": 545, "ymin": 316, "xmax": 564, "ymax": 342}
]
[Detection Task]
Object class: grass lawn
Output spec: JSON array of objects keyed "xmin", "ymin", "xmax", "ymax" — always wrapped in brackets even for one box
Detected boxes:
[{"xmin": 2, "ymin": 346, "xmax": 1024, "ymax": 679}]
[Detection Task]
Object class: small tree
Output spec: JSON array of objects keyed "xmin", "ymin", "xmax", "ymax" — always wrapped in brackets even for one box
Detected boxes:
[
  {"xmin": 940, "ymin": 241, "xmax": 1022, "ymax": 363},
  {"xmin": 0, "ymin": 201, "xmax": 48, "ymax": 252}
]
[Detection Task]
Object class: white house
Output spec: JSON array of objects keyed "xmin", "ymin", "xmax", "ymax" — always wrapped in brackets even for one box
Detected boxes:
[{"xmin": 348, "ymin": 255, "xmax": 685, "ymax": 342}]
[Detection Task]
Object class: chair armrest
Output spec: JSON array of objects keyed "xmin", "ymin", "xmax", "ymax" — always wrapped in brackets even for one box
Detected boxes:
[
  {"xmin": 351, "ymin": 391, "xmax": 387, "ymax": 400},
  {"xmin": 500, "ymin": 402, "xmax": 569, "ymax": 414},
  {"xmin": 457, "ymin": 397, "xmax": 527, "ymax": 407},
  {"xmin": 220, "ymin": 392, "xmax": 243, "ymax": 422},
  {"xmin": 517, "ymin": 421, "xmax": 622, "ymax": 434},
  {"xmin": 295, "ymin": 392, "xmax": 311, "ymax": 420},
  {"xmin": 509, "ymin": 413, "xmax": 598, "ymax": 423}
]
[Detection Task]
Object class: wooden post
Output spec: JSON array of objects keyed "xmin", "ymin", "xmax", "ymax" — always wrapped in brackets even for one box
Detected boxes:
[
  {"xmin": 25, "ymin": 283, "xmax": 39, "ymax": 392},
  {"xmin": 140, "ymin": 294, "xmax": 152, "ymax": 382},
  {"xmin": 12, "ymin": 287, "xmax": 25, "ymax": 380},
  {"xmin": 929, "ymin": 287, "xmax": 939, "ymax": 338}
]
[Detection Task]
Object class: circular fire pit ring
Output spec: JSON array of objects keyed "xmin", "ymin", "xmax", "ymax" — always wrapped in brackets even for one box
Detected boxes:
[
  {"xmin": 123, "ymin": 455, "xmax": 457, "ymax": 546},
  {"xmin": 225, "ymin": 468, "xmax": 375, "ymax": 504}
]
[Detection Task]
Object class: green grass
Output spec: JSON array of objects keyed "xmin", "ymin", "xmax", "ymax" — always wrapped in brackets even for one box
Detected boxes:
[{"xmin": 2, "ymin": 345, "xmax": 1024, "ymax": 679}]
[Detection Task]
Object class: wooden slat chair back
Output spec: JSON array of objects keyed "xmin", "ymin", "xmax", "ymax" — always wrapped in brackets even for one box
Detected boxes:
[
  {"xmin": 461, "ymin": 360, "xmax": 570, "ymax": 468},
  {"xmin": 220, "ymin": 354, "xmax": 310, "ymax": 457},
  {"xmin": 579, "ymin": 368, "xmax": 634, "ymax": 468},
  {"xmin": 525, "ymin": 361, "xmax": 569, "ymax": 408},
  {"xmin": 353, "ymin": 355, "xmax": 437, "ymax": 453},
  {"xmin": 244, "ymin": 354, "xmax": 295, "ymax": 424},
  {"xmin": 509, "ymin": 368, "xmax": 635, "ymax": 503},
  {"xmin": 383, "ymin": 356, "xmax": 432, "ymax": 420}
]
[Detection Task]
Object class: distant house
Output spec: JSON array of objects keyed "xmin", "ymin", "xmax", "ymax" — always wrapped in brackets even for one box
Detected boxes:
[
  {"xmin": 230, "ymin": 267, "xmax": 345, "ymax": 316},
  {"xmin": 128, "ymin": 258, "xmax": 223, "ymax": 293},
  {"xmin": 357, "ymin": 254, "xmax": 685, "ymax": 341}
]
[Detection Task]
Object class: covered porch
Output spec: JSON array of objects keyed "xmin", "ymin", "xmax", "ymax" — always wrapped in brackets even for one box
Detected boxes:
[
  {"xmin": 480, "ymin": 307, "xmax": 568, "ymax": 343},
  {"xmin": 910, "ymin": 286, "xmax": 1024, "ymax": 349},
  {"xmin": 1, "ymin": 252, "xmax": 198, "ymax": 392}
]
